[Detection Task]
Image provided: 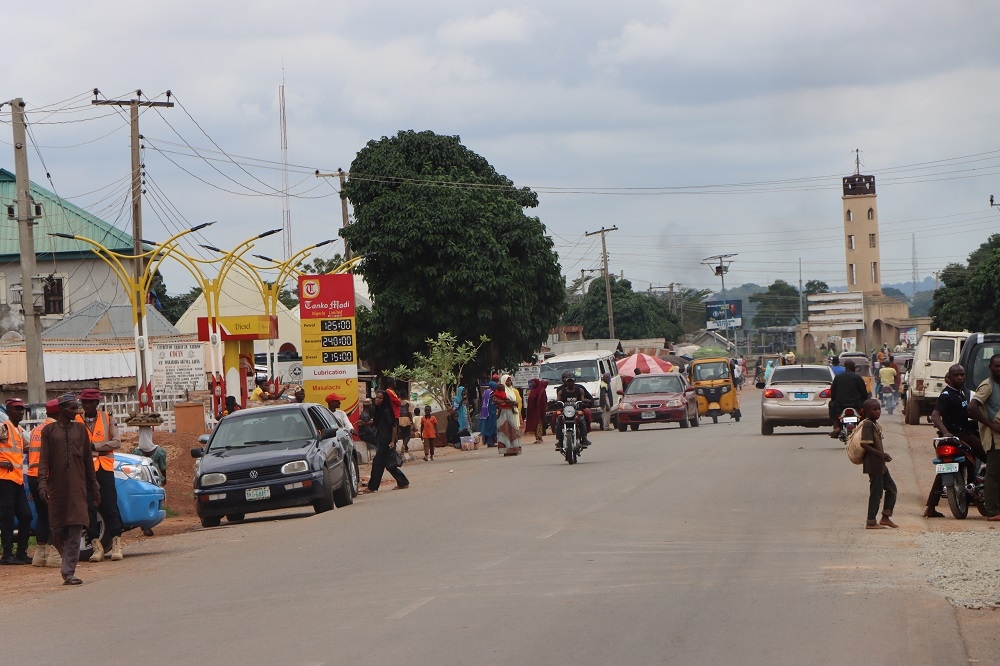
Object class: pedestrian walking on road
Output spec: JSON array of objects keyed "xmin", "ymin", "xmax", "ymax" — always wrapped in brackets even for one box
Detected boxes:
[
  {"xmin": 76, "ymin": 388, "xmax": 124, "ymax": 562},
  {"xmin": 524, "ymin": 379, "xmax": 546, "ymax": 444},
  {"xmin": 39, "ymin": 393, "xmax": 100, "ymax": 585},
  {"xmin": 362, "ymin": 391, "xmax": 409, "ymax": 493},
  {"xmin": 0, "ymin": 398, "xmax": 32, "ymax": 565},
  {"xmin": 29, "ymin": 400, "xmax": 60, "ymax": 567},
  {"xmin": 480, "ymin": 381, "xmax": 498, "ymax": 447},
  {"xmin": 494, "ymin": 382, "xmax": 521, "ymax": 456},
  {"xmin": 421, "ymin": 405, "xmax": 437, "ymax": 461},
  {"xmin": 859, "ymin": 399, "xmax": 898, "ymax": 529}
]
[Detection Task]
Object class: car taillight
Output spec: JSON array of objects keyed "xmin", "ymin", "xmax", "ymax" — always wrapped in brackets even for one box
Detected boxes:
[
  {"xmin": 763, "ymin": 388, "xmax": 784, "ymax": 398},
  {"xmin": 936, "ymin": 445, "xmax": 958, "ymax": 458},
  {"xmin": 842, "ymin": 408, "xmax": 857, "ymax": 417},
  {"xmin": 915, "ymin": 379, "xmax": 924, "ymax": 391},
  {"xmin": 818, "ymin": 388, "xmax": 831, "ymax": 398}
]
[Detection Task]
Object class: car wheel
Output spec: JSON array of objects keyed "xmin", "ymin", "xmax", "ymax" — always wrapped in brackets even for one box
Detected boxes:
[
  {"xmin": 680, "ymin": 415, "xmax": 689, "ymax": 428},
  {"xmin": 690, "ymin": 413, "xmax": 700, "ymax": 427},
  {"xmin": 630, "ymin": 424, "xmax": 639, "ymax": 431},
  {"xmin": 313, "ymin": 468, "xmax": 335, "ymax": 513},
  {"xmin": 200, "ymin": 515, "xmax": 222, "ymax": 528},
  {"xmin": 761, "ymin": 420, "xmax": 774, "ymax": 436},
  {"xmin": 226, "ymin": 513, "xmax": 245, "ymax": 523},
  {"xmin": 333, "ymin": 460, "xmax": 354, "ymax": 508},
  {"xmin": 618, "ymin": 422, "xmax": 627, "ymax": 433},
  {"xmin": 348, "ymin": 453, "xmax": 360, "ymax": 498},
  {"xmin": 905, "ymin": 395, "xmax": 920, "ymax": 425}
]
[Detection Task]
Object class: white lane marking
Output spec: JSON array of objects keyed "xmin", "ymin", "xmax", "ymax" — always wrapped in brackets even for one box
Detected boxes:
[
  {"xmin": 387, "ymin": 596, "xmax": 435, "ymax": 619},
  {"xmin": 478, "ymin": 556, "xmax": 510, "ymax": 570},
  {"xmin": 538, "ymin": 527, "xmax": 564, "ymax": 539}
]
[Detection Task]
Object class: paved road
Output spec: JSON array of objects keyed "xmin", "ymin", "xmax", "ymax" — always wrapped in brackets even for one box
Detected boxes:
[{"xmin": 3, "ymin": 396, "xmax": 968, "ymax": 664}]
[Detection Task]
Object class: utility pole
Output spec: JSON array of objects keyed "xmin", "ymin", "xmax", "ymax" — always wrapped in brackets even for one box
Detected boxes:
[
  {"xmin": 314, "ymin": 168, "xmax": 353, "ymax": 260},
  {"xmin": 798, "ymin": 258, "xmax": 804, "ymax": 324},
  {"xmin": 92, "ymin": 90, "xmax": 173, "ymax": 418},
  {"xmin": 933, "ymin": 270, "xmax": 941, "ymax": 291},
  {"xmin": 8, "ymin": 98, "xmax": 46, "ymax": 406},
  {"xmin": 585, "ymin": 226, "xmax": 618, "ymax": 339},
  {"xmin": 702, "ymin": 254, "xmax": 737, "ymax": 346}
]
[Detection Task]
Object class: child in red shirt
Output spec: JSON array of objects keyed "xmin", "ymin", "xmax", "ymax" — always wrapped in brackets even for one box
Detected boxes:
[{"xmin": 421, "ymin": 405, "xmax": 438, "ymax": 461}]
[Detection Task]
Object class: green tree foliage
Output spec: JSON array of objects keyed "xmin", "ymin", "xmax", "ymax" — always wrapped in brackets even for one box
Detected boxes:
[
  {"xmin": 748, "ymin": 280, "xmax": 801, "ymax": 327},
  {"xmin": 149, "ymin": 270, "xmax": 202, "ymax": 325},
  {"xmin": 929, "ymin": 234, "xmax": 1000, "ymax": 331},
  {"xmin": 277, "ymin": 254, "xmax": 346, "ymax": 309},
  {"xmin": 565, "ymin": 276, "xmax": 682, "ymax": 341},
  {"xmin": 882, "ymin": 286, "xmax": 908, "ymax": 302},
  {"xmin": 910, "ymin": 290, "xmax": 934, "ymax": 317},
  {"xmin": 341, "ymin": 130, "xmax": 564, "ymax": 374},
  {"xmin": 803, "ymin": 280, "xmax": 829, "ymax": 295},
  {"xmin": 386, "ymin": 332, "xmax": 488, "ymax": 409},
  {"xmin": 676, "ymin": 287, "xmax": 712, "ymax": 335}
]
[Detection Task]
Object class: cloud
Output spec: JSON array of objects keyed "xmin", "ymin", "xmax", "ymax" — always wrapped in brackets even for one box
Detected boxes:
[{"xmin": 436, "ymin": 9, "xmax": 537, "ymax": 47}]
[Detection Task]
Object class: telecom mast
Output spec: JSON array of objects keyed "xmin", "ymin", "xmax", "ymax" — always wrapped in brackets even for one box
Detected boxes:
[{"xmin": 279, "ymin": 79, "xmax": 292, "ymax": 260}]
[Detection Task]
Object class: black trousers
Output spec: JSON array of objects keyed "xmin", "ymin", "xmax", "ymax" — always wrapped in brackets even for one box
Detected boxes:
[
  {"xmin": 927, "ymin": 432, "xmax": 985, "ymax": 508},
  {"xmin": 0, "ymin": 478, "xmax": 32, "ymax": 556},
  {"xmin": 368, "ymin": 443, "xmax": 409, "ymax": 491},
  {"xmin": 88, "ymin": 468, "xmax": 122, "ymax": 541},
  {"xmin": 27, "ymin": 475, "xmax": 49, "ymax": 543},
  {"xmin": 867, "ymin": 469, "xmax": 897, "ymax": 522}
]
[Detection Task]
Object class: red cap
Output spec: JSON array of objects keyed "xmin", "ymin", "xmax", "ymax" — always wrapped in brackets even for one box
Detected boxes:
[
  {"xmin": 78, "ymin": 388, "xmax": 103, "ymax": 401},
  {"xmin": 4, "ymin": 398, "xmax": 24, "ymax": 408},
  {"xmin": 45, "ymin": 399, "xmax": 60, "ymax": 417},
  {"xmin": 325, "ymin": 393, "xmax": 345, "ymax": 403}
]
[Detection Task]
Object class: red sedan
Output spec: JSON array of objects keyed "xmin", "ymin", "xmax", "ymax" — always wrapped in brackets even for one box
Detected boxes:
[{"xmin": 617, "ymin": 373, "xmax": 700, "ymax": 431}]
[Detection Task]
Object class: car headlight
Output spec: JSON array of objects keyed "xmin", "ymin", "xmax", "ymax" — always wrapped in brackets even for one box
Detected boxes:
[
  {"xmin": 562, "ymin": 405, "xmax": 576, "ymax": 418},
  {"xmin": 200, "ymin": 473, "xmax": 227, "ymax": 487},
  {"xmin": 721, "ymin": 386, "xmax": 730, "ymax": 393},
  {"xmin": 620, "ymin": 402, "xmax": 633, "ymax": 410},
  {"xmin": 696, "ymin": 388, "xmax": 705, "ymax": 395},
  {"xmin": 120, "ymin": 464, "xmax": 144, "ymax": 481},
  {"xmin": 281, "ymin": 460, "xmax": 309, "ymax": 475},
  {"xmin": 666, "ymin": 399, "xmax": 682, "ymax": 407}
]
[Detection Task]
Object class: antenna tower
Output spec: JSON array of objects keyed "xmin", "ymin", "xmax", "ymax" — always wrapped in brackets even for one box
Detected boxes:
[
  {"xmin": 911, "ymin": 233, "xmax": 918, "ymax": 299},
  {"xmin": 279, "ymin": 79, "xmax": 292, "ymax": 260}
]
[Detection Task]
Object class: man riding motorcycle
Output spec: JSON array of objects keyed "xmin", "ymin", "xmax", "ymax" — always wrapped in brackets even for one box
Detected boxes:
[
  {"xmin": 553, "ymin": 374, "xmax": 594, "ymax": 451},
  {"xmin": 829, "ymin": 358, "xmax": 870, "ymax": 438}
]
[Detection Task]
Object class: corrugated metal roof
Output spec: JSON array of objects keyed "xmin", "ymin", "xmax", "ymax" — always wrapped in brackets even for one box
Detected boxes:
[
  {"xmin": 42, "ymin": 302, "xmax": 179, "ymax": 339},
  {"xmin": 0, "ymin": 169, "xmax": 135, "ymax": 260},
  {"xmin": 0, "ymin": 348, "xmax": 136, "ymax": 384}
]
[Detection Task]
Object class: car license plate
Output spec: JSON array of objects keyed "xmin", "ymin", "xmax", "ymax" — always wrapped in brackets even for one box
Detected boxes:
[
  {"xmin": 641, "ymin": 411, "xmax": 656, "ymax": 419},
  {"xmin": 793, "ymin": 392, "xmax": 809, "ymax": 400},
  {"xmin": 935, "ymin": 463, "xmax": 959, "ymax": 474},
  {"xmin": 843, "ymin": 416, "xmax": 858, "ymax": 424},
  {"xmin": 245, "ymin": 486, "xmax": 270, "ymax": 501}
]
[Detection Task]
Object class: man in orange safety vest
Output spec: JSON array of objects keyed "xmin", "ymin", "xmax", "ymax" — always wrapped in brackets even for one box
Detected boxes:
[
  {"xmin": 76, "ymin": 388, "xmax": 124, "ymax": 562},
  {"xmin": 28, "ymin": 399, "xmax": 60, "ymax": 567},
  {"xmin": 0, "ymin": 398, "xmax": 32, "ymax": 564}
]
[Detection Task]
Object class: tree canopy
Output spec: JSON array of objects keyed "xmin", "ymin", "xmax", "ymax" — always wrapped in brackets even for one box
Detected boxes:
[
  {"xmin": 929, "ymin": 234, "xmax": 1000, "ymax": 331},
  {"xmin": 748, "ymin": 280, "xmax": 801, "ymax": 327},
  {"xmin": 803, "ymin": 280, "xmax": 829, "ymax": 295},
  {"xmin": 563, "ymin": 276, "xmax": 682, "ymax": 342},
  {"xmin": 341, "ymin": 130, "xmax": 564, "ymax": 374}
]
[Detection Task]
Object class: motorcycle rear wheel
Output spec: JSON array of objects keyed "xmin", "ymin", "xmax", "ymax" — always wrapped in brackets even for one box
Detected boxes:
[{"xmin": 945, "ymin": 469, "xmax": 969, "ymax": 519}]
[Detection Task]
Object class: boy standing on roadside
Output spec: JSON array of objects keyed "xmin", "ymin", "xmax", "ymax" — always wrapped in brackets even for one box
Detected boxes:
[
  {"xmin": 421, "ymin": 406, "xmax": 438, "ymax": 461},
  {"xmin": 859, "ymin": 398, "xmax": 898, "ymax": 529}
]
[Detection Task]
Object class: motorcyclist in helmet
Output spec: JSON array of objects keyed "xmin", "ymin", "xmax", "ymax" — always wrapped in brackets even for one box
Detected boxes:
[{"xmin": 554, "ymin": 373, "xmax": 595, "ymax": 451}]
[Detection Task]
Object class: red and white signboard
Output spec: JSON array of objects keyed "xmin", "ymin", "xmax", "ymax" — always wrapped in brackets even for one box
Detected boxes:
[{"xmin": 298, "ymin": 274, "xmax": 359, "ymax": 416}]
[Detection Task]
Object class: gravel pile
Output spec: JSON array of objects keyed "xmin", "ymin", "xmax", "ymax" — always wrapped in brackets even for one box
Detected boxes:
[{"xmin": 919, "ymin": 531, "xmax": 1000, "ymax": 608}]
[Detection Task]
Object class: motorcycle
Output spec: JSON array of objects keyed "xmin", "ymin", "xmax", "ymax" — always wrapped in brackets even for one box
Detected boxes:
[
  {"xmin": 933, "ymin": 436, "xmax": 987, "ymax": 519},
  {"xmin": 881, "ymin": 385, "xmax": 897, "ymax": 415},
  {"xmin": 838, "ymin": 407, "xmax": 861, "ymax": 443},
  {"xmin": 555, "ymin": 400, "xmax": 587, "ymax": 464}
]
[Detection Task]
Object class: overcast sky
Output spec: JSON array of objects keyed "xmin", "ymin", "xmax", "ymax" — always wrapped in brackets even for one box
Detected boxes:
[{"xmin": 5, "ymin": 0, "xmax": 1000, "ymax": 300}]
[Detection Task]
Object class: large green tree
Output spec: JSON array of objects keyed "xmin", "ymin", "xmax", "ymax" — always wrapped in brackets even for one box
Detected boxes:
[
  {"xmin": 749, "ymin": 280, "xmax": 801, "ymax": 327},
  {"xmin": 929, "ymin": 234, "xmax": 1000, "ymax": 330},
  {"xmin": 564, "ymin": 276, "xmax": 682, "ymax": 341},
  {"xmin": 341, "ymin": 130, "xmax": 564, "ymax": 374}
]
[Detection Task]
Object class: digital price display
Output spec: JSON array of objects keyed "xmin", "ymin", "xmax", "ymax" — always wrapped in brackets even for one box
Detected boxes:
[
  {"xmin": 320, "ymin": 319, "xmax": 353, "ymax": 332},
  {"xmin": 322, "ymin": 351, "xmax": 355, "ymax": 364},
  {"xmin": 321, "ymin": 335, "xmax": 353, "ymax": 348}
]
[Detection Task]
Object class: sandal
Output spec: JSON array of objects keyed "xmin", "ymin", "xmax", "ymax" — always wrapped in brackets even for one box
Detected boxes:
[
  {"xmin": 63, "ymin": 577, "xmax": 83, "ymax": 585},
  {"xmin": 360, "ymin": 487, "xmax": 377, "ymax": 494}
]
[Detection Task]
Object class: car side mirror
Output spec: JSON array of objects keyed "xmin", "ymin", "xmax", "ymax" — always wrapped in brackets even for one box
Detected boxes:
[
  {"xmin": 198, "ymin": 434, "xmax": 210, "ymax": 445},
  {"xmin": 755, "ymin": 382, "xmax": 765, "ymax": 390},
  {"xmin": 321, "ymin": 427, "xmax": 338, "ymax": 440},
  {"xmin": 190, "ymin": 447, "xmax": 205, "ymax": 458},
  {"xmin": 616, "ymin": 389, "xmax": 624, "ymax": 395}
]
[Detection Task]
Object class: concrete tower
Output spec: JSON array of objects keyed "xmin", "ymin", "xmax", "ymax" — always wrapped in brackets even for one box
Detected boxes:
[{"xmin": 842, "ymin": 156, "xmax": 882, "ymax": 296}]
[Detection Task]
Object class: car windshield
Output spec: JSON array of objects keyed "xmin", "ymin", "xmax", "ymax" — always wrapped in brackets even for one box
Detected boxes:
[
  {"xmin": 692, "ymin": 361, "xmax": 730, "ymax": 382},
  {"xmin": 967, "ymin": 342, "xmax": 1000, "ymax": 389},
  {"xmin": 208, "ymin": 410, "xmax": 314, "ymax": 452},
  {"xmin": 769, "ymin": 367, "xmax": 832, "ymax": 384},
  {"xmin": 539, "ymin": 360, "xmax": 600, "ymax": 383},
  {"xmin": 627, "ymin": 375, "xmax": 684, "ymax": 394}
]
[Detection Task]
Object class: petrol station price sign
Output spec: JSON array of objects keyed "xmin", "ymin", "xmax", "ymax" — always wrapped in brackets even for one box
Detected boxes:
[{"xmin": 298, "ymin": 274, "xmax": 359, "ymax": 416}]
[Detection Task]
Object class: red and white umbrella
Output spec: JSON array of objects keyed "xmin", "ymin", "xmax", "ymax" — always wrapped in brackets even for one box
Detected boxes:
[{"xmin": 616, "ymin": 353, "xmax": 674, "ymax": 375}]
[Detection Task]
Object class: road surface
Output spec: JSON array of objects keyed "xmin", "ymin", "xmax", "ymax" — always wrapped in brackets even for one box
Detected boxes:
[{"xmin": 1, "ymin": 395, "xmax": 970, "ymax": 664}]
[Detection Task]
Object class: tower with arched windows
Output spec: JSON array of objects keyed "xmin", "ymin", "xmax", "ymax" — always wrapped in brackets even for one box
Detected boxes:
[{"xmin": 842, "ymin": 172, "xmax": 881, "ymax": 295}]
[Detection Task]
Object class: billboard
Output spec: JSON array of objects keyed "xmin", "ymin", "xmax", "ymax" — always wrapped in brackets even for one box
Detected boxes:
[
  {"xmin": 298, "ymin": 274, "xmax": 359, "ymax": 418},
  {"xmin": 705, "ymin": 300, "xmax": 743, "ymax": 330}
]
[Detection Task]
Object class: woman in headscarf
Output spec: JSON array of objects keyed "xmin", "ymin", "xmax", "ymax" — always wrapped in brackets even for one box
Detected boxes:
[
  {"xmin": 523, "ymin": 378, "xmax": 546, "ymax": 444},
  {"xmin": 480, "ymin": 381, "xmax": 498, "ymax": 447},
  {"xmin": 493, "ymin": 381, "xmax": 521, "ymax": 456},
  {"xmin": 361, "ymin": 391, "xmax": 410, "ymax": 493},
  {"xmin": 452, "ymin": 385, "xmax": 470, "ymax": 435},
  {"xmin": 501, "ymin": 374, "xmax": 522, "ymax": 431}
]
